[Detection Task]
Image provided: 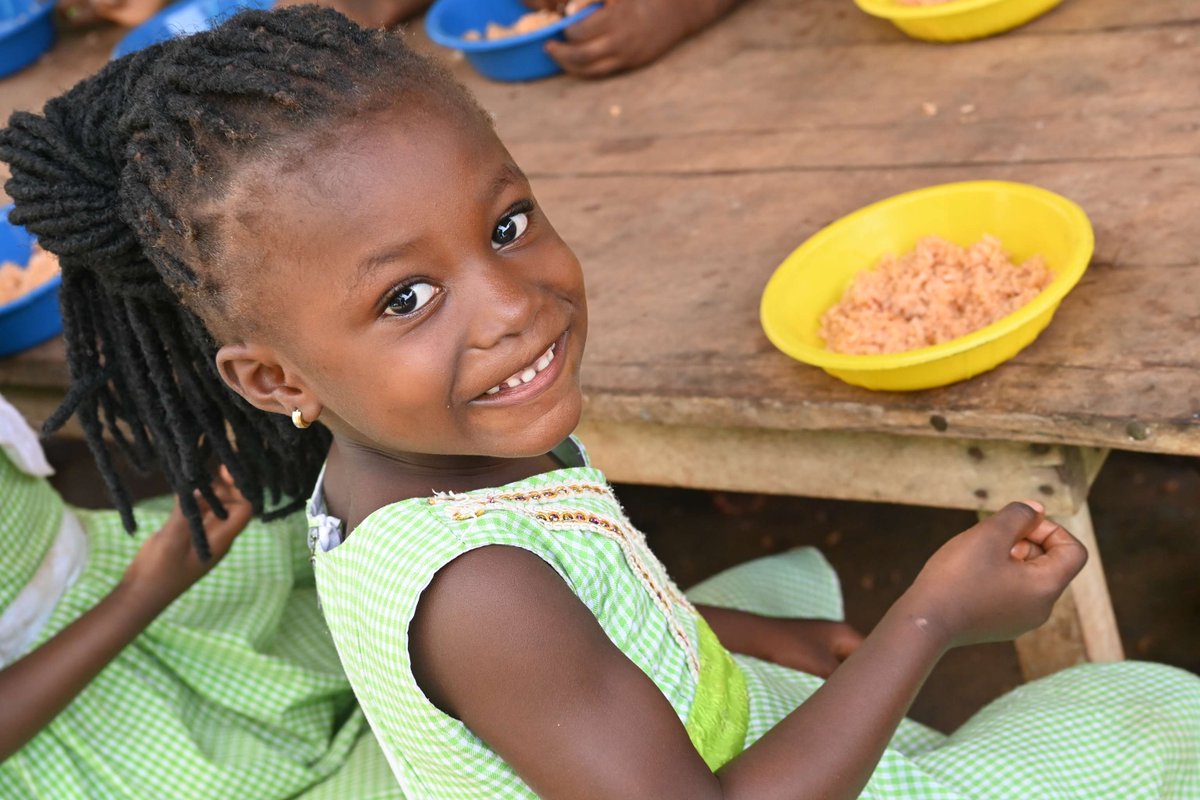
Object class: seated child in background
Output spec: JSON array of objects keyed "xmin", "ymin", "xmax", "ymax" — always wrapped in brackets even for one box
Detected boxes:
[
  {"xmin": 3, "ymin": 7, "xmax": 1198, "ymax": 799},
  {"xmin": 0, "ymin": 395, "xmax": 401, "ymax": 799},
  {"xmin": 536, "ymin": 0, "xmax": 748, "ymax": 78},
  {"xmin": 61, "ymin": 0, "xmax": 737, "ymax": 79}
]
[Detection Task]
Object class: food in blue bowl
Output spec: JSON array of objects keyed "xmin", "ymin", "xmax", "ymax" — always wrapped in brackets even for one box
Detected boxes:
[
  {"xmin": 0, "ymin": 206, "xmax": 62, "ymax": 358},
  {"xmin": 0, "ymin": 0, "xmax": 55, "ymax": 78},
  {"xmin": 425, "ymin": 0, "xmax": 599, "ymax": 82},
  {"xmin": 113, "ymin": 0, "xmax": 274, "ymax": 59}
]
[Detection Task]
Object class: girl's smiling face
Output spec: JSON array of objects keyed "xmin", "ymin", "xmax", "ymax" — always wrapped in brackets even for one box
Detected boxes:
[{"xmin": 214, "ymin": 100, "xmax": 587, "ymax": 463}]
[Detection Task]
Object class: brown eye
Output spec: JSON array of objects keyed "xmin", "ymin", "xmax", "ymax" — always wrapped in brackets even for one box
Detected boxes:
[
  {"xmin": 491, "ymin": 211, "xmax": 529, "ymax": 250},
  {"xmin": 384, "ymin": 282, "xmax": 436, "ymax": 316}
]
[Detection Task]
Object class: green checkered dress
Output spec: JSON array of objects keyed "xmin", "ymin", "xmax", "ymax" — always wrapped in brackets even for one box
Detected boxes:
[
  {"xmin": 0, "ymin": 427, "xmax": 401, "ymax": 798},
  {"xmin": 312, "ymin": 438, "xmax": 1200, "ymax": 799}
]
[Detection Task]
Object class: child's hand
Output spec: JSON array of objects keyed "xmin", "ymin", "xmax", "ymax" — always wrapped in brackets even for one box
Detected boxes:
[
  {"xmin": 120, "ymin": 467, "xmax": 253, "ymax": 610},
  {"xmin": 696, "ymin": 605, "xmax": 863, "ymax": 678},
  {"xmin": 750, "ymin": 618, "xmax": 864, "ymax": 677},
  {"xmin": 905, "ymin": 501, "xmax": 1088, "ymax": 649},
  {"xmin": 542, "ymin": 0, "xmax": 717, "ymax": 78}
]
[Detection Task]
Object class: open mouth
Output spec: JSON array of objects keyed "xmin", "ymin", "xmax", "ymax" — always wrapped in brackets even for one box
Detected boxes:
[{"xmin": 474, "ymin": 332, "xmax": 568, "ymax": 404}]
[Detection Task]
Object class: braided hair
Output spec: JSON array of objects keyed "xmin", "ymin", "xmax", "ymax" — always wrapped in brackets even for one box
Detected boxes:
[{"xmin": 0, "ymin": 6, "xmax": 486, "ymax": 557}]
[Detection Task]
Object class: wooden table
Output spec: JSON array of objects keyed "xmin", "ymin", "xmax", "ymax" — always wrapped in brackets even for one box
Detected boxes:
[{"xmin": 3, "ymin": 0, "xmax": 1198, "ymax": 679}]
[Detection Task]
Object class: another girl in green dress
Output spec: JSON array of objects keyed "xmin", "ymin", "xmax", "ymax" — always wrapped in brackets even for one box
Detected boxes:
[
  {"xmin": 0, "ymin": 395, "xmax": 401, "ymax": 798},
  {"xmin": 2, "ymin": 7, "xmax": 1197, "ymax": 798}
]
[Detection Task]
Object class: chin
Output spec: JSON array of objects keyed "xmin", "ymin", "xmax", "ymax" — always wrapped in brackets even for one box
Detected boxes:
[{"xmin": 500, "ymin": 392, "xmax": 583, "ymax": 459}]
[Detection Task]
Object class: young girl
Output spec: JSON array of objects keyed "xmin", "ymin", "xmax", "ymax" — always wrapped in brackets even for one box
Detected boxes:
[
  {"xmin": 0, "ymin": 395, "xmax": 402, "ymax": 798},
  {"xmin": 2, "ymin": 7, "xmax": 1197, "ymax": 798}
]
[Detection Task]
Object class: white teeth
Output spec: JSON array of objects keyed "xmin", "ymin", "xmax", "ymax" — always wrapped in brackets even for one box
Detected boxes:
[{"xmin": 484, "ymin": 340, "xmax": 561, "ymax": 397}]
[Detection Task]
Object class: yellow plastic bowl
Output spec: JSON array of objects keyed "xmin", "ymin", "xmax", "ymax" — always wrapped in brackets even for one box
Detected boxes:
[
  {"xmin": 759, "ymin": 181, "xmax": 1093, "ymax": 392},
  {"xmin": 853, "ymin": 0, "xmax": 1064, "ymax": 42}
]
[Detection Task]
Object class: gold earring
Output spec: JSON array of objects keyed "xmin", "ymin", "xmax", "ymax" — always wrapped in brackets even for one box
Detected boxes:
[{"xmin": 291, "ymin": 408, "xmax": 311, "ymax": 429}]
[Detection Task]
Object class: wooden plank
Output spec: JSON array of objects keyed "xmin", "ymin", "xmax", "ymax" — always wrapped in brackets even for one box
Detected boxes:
[
  {"xmin": 2, "ymin": 2, "xmax": 1196, "ymax": 462},
  {"xmin": 4, "ymin": 164, "xmax": 1198, "ymax": 453},
  {"xmin": 1014, "ymin": 501, "xmax": 1125, "ymax": 679},
  {"xmin": 480, "ymin": 28, "xmax": 1200, "ymax": 177},
  {"xmin": 575, "ymin": 416, "xmax": 1100, "ymax": 515},
  {"xmin": 550, "ymin": 157, "xmax": 1200, "ymax": 456}
]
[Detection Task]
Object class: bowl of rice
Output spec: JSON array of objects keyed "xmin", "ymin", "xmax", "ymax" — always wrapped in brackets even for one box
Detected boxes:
[
  {"xmin": 0, "ymin": 205, "xmax": 62, "ymax": 358},
  {"xmin": 425, "ymin": 0, "xmax": 600, "ymax": 82},
  {"xmin": 852, "ymin": 0, "xmax": 1064, "ymax": 42},
  {"xmin": 759, "ymin": 181, "xmax": 1093, "ymax": 391}
]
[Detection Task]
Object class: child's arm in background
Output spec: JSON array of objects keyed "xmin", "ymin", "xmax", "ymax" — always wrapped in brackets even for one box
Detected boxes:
[
  {"xmin": 542, "ymin": 0, "xmax": 747, "ymax": 78},
  {"xmin": 411, "ymin": 501, "xmax": 1085, "ymax": 800},
  {"xmin": 0, "ymin": 470, "xmax": 252, "ymax": 763},
  {"xmin": 695, "ymin": 604, "xmax": 863, "ymax": 678}
]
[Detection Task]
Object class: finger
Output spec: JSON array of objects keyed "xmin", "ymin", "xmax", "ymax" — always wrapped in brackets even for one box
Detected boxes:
[
  {"xmin": 193, "ymin": 488, "xmax": 218, "ymax": 526},
  {"xmin": 985, "ymin": 500, "xmax": 1046, "ymax": 547},
  {"xmin": 561, "ymin": 5, "xmax": 611, "ymax": 42},
  {"xmin": 1028, "ymin": 527, "xmax": 1087, "ymax": 582},
  {"xmin": 1023, "ymin": 517, "xmax": 1068, "ymax": 547},
  {"xmin": 210, "ymin": 467, "xmax": 249, "ymax": 510},
  {"xmin": 202, "ymin": 491, "xmax": 253, "ymax": 551},
  {"xmin": 1009, "ymin": 539, "xmax": 1047, "ymax": 561},
  {"xmin": 546, "ymin": 35, "xmax": 616, "ymax": 72},
  {"xmin": 159, "ymin": 497, "xmax": 191, "ymax": 539},
  {"xmin": 563, "ymin": 0, "xmax": 602, "ymax": 14}
]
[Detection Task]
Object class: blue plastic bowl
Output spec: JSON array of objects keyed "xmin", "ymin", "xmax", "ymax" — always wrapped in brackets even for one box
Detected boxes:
[
  {"xmin": 113, "ymin": 0, "xmax": 273, "ymax": 59},
  {"xmin": 426, "ymin": 0, "xmax": 598, "ymax": 82},
  {"xmin": 0, "ymin": 206, "xmax": 62, "ymax": 358},
  {"xmin": 0, "ymin": 0, "xmax": 55, "ymax": 78}
]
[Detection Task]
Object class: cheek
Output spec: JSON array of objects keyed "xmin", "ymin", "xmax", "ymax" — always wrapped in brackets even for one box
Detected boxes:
[{"xmin": 307, "ymin": 333, "xmax": 456, "ymax": 425}]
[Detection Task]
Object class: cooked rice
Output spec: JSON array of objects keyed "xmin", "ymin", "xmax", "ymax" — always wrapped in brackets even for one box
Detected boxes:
[
  {"xmin": 0, "ymin": 244, "xmax": 60, "ymax": 306},
  {"xmin": 464, "ymin": 0, "xmax": 598, "ymax": 40},
  {"xmin": 819, "ymin": 235, "xmax": 1052, "ymax": 356}
]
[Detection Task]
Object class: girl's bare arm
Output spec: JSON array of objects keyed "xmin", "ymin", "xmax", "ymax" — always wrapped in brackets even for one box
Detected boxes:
[
  {"xmin": 410, "ymin": 502, "xmax": 1085, "ymax": 800},
  {"xmin": 0, "ymin": 478, "xmax": 251, "ymax": 762}
]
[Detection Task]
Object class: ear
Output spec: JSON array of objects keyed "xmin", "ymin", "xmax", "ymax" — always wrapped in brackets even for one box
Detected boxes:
[{"xmin": 215, "ymin": 342, "xmax": 321, "ymax": 425}]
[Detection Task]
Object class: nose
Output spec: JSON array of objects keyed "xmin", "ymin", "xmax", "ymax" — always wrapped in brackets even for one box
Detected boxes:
[{"xmin": 461, "ymin": 256, "xmax": 539, "ymax": 350}]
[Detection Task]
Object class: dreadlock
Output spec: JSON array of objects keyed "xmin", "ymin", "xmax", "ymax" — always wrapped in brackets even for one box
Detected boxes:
[{"xmin": 0, "ymin": 5, "xmax": 487, "ymax": 557}]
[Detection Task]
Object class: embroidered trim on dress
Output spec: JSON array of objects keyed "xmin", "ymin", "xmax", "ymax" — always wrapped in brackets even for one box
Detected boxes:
[{"xmin": 435, "ymin": 482, "xmax": 702, "ymax": 679}]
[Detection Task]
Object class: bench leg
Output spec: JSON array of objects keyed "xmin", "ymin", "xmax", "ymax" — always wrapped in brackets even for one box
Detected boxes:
[{"xmin": 1013, "ymin": 501, "xmax": 1125, "ymax": 681}]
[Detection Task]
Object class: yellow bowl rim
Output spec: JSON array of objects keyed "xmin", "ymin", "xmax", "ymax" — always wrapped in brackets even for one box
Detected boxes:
[
  {"xmin": 853, "ymin": 0, "xmax": 1012, "ymax": 21},
  {"xmin": 759, "ymin": 180, "xmax": 1095, "ymax": 373}
]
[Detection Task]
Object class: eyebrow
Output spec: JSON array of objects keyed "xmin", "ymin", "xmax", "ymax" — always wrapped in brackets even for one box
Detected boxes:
[{"xmin": 350, "ymin": 161, "xmax": 528, "ymax": 290}]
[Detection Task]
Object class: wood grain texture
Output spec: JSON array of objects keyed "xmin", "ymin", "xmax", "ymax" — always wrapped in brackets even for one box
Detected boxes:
[
  {"xmin": 577, "ymin": 417, "xmax": 1105, "ymax": 515},
  {"xmin": 1, "ymin": 0, "xmax": 1197, "ymax": 456}
]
